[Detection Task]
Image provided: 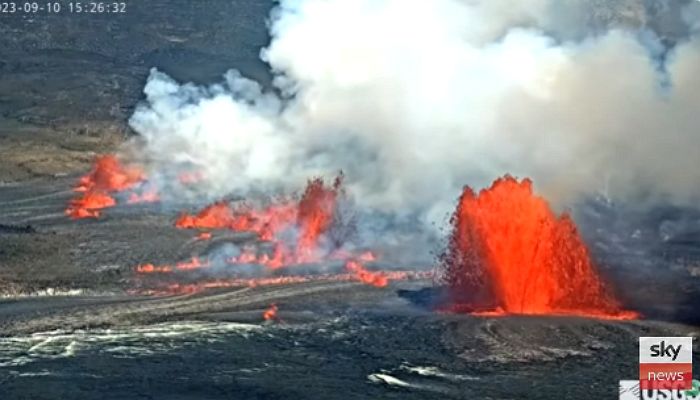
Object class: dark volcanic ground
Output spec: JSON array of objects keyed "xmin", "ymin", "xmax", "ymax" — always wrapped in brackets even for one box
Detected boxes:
[
  {"xmin": 1, "ymin": 293, "xmax": 697, "ymax": 400},
  {"xmin": 2, "ymin": 1, "xmax": 700, "ymax": 399},
  {"xmin": 0, "ymin": 0, "xmax": 272, "ymax": 182}
]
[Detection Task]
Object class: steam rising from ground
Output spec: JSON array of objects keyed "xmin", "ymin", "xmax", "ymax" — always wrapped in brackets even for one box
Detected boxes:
[{"xmin": 129, "ymin": 0, "xmax": 700, "ymax": 227}]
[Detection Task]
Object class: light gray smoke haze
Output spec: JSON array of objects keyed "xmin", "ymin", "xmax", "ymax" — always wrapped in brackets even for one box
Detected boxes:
[{"xmin": 128, "ymin": 0, "xmax": 700, "ymax": 228}]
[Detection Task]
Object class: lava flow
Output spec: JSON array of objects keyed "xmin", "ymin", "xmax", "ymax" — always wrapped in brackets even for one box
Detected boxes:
[
  {"xmin": 132, "ymin": 175, "xmax": 396, "ymax": 291},
  {"xmin": 136, "ymin": 257, "xmax": 209, "ymax": 274},
  {"xmin": 441, "ymin": 176, "xmax": 638, "ymax": 320},
  {"xmin": 175, "ymin": 175, "xmax": 372, "ymax": 268},
  {"xmin": 345, "ymin": 260, "xmax": 388, "ymax": 288},
  {"xmin": 66, "ymin": 155, "xmax": 157, "ymax": 218},
  {"xmin": 134, "ymin": 270, "xmax": 427, "ymax": 296}
]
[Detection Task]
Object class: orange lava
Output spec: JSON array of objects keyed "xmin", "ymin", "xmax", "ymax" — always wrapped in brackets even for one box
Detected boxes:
[
  {"xmin": 133, "ymin": 270, "xmax": 429, "ymax": 296},
  {"xmin": 345, "ymin": 260, "xmax": 388, "ymax": 288},
  {"xmin": 176, "ymin": 202, "xmax": 238, "ymax": 229},
  {"xmin": 174, "ymin": 257, "xmax": 209, "ymax": 271},
  {"xmin": 226, "ymin": 244, "xmax": 286, "ymax": 269},
  {"xmin": 127, "ymin": 189, "xmax": 160, "ymax": 204},
  {"xmin": 174, "ymin": 175, "xmax": 367, "ymax": 269},
  {"xmin": 196, "ymin": 232, "xmax": 212, "ymax": 240},
  {"xmin": 74, "ymin": 155, "xmax": 144, "ymax": 193},
  {"xmin": 175, "ymin": 202, "xmax": 298, "ymax": 241},
  {"xmin": 136, "ymin": 263, "xmax": 173, "ymax": 274},
  {"xmin": 263, "ymin": 304, "xmax": 279, "ymax": 321},
  {"xmin": 295, "ymin": 176, "xmax": 342, "ymax": 262},
  {"xmin": 135, "ymin": 257, "xmax": 208, "ymax": 274},
  {"xmin": 134, "ymin": 175, "xmax": 407, "ymax": 293},
  {"xmin": 66, "ymin": 155, "xmax": 147, "ymax": 219},
  {"xmin": 66, "ymin": 191, "xmax": 117, "ymax": 218},
  {"xmin": 442, "ymin": 176, "xmax": 638, "ymax": 320}
]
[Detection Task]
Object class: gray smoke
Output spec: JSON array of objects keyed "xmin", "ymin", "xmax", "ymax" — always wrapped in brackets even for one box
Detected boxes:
[{"xmin": 128, "ymin": 0, "xmax": 700, "ymax": 230}]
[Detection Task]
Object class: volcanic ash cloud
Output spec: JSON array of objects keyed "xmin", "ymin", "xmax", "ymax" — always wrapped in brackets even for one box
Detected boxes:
[{"xmin": 129, "ymin": 0, "xmax": 700, "ymax": 225}]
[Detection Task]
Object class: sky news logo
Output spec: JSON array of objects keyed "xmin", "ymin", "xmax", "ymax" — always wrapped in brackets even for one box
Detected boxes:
[{"xmin": 640, "ymin": 337, "xmax": 693, "ymax": 391}]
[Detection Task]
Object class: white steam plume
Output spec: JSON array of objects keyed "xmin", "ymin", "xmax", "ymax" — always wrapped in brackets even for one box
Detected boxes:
[{"xmin": 129, "ymin": 0, "xmax": 700, "ymax": 226}]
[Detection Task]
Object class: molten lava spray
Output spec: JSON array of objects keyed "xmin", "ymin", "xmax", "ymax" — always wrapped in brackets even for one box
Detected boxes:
[
  {"xmin": 74, "ymin": 155, "xmax": 144, "ymax": 194},
  {"xmin": 442, "ymin": 176, "xmax": 637, "ymax": 319},
  {"xmin": 175, "ymin": 175, "xmax": 352, "ymax": 267},
  {"xmin": 66, "ymin": 155, "xmax": 152, "ymax": 219},
  {"xmin": 263, "ymin": 304, "xmax": 279, "ymax": 321},
  {"xmin": 128, "ymin": 174, "xmax": 403, "ymax": 292},
  {"xmin": 296, "ymin": 176, "xmax": 342, "ymax": 261},
  {"xmin": 345, "ymin": 260, "xmax": 388, "ymax": 288}
]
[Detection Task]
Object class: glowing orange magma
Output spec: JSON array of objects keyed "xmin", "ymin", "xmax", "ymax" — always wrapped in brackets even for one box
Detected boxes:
[
  {"xmin": 133, "ymin": 270, "xmax": 428, "ymax": 296},
  {"xmin": 263, "ymin": 304, "xmax": 279, "ymax": 321},
  {"xmin": 68, "ymin": 160, "xmax": 405, "ymax": 293},
  {"xmin": 66, "ymin": 155, "xmax": 160, "ymax": 218},
  {"xmin": 442, "ymin": 176, "xmax": 638, "ymax": 320},
  {"xmin": 172, "ymin": 175, "xmax": 380, "ymax": 274},
  {"xmin": 345, "ymin": 260, "xmax": 388, "ymax": 288}
]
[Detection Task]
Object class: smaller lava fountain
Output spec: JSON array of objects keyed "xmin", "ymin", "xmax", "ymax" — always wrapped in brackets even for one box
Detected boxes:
[
  {"xmin": 263, "ymin": 304, "xmax": 279, "ymax": 321},
  {"xmin": 133, "ymin": 172, "xmax": 398, "ymax": 292},
  {"xmin": 441, "ymin": 176, "xmax": 638, "ymax": 320},
  {"xmin": 174, "ymin": 175, "xmax": 357, "ymax": 268},
  {"xmin": 65, "ymin": 155, "xmax": 158, "ymax": 218}
]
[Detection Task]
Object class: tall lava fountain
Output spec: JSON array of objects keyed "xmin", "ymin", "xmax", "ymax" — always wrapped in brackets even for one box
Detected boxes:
[{"xmin": 441, "ymin": 176, "xmax": 637, "ymax": 319}]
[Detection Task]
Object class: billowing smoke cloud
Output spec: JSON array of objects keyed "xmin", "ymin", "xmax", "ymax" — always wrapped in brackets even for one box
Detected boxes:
[{"xmin": 128, "ymin": 0, "xmax": 700, "ymax": 228}]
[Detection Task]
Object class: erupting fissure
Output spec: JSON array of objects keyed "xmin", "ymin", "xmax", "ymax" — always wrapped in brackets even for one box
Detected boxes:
[
  {"xmin": 441, "ymin": 176, "xmax": 638, "ymax": 320},
  {"xmin": 148, "ymin": 174, "xmax": 391, "ymax": 289},
  {"xmin": 175, "ymin": 176, "xmax": 343, "ymax": 260},
  {"xmin": 65, "ymin": 155, "xmax": 159, "ymax": 218}
]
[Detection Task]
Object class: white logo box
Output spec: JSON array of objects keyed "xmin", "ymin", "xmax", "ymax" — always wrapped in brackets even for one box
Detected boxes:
[
  {"xmin": 620, "ymin": 380, "xmax": 700, "ymax": 400},
  {"xmin": 620, "ymin": 380, "xmax": 640, "ymax": 400},
  {"xmin": 640, "ymin": 337, "xmax": 693, "ymax": 364}
]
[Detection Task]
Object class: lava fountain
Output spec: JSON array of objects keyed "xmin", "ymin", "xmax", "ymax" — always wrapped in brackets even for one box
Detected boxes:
[
  {"xmin": 174, "ymin": 174, "xmax": 357, "ymax": 267},
  {"xmin": 66, "ymin": 155, "xmax": 144, "ymax": 218},
  {"xmin": 65, "ymin": 154, "xmax": 158, "ymax": 219},
  {"xmin": 441, "ymin": 176, "xmax": 638, "ymax": 320}
]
